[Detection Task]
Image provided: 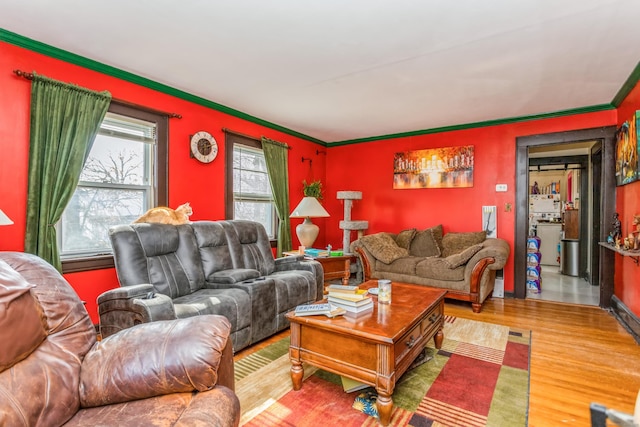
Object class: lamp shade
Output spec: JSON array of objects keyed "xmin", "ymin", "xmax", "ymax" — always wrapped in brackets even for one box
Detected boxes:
[
  {"xmin": 0, "ymin": 209, "xmax": 13, "ymax": 226},
  {"xmin": 289, "ymin": 197, "xmax": 330, "ymax": 218},
  {"xmin": 290, "ymin": 197, "xmax": 329, "ymax": 248}
]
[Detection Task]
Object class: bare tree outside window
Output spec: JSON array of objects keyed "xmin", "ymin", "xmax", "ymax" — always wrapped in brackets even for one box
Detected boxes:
[{"xmin": 60, "ymin": 114, "xmax": 155, "ymax": 257}]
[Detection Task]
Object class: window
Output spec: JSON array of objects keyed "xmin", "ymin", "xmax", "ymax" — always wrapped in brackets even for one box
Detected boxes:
[
  {"xmin": 225, "ymin": 132, "xmax": 277, "ymax": 239},
  {"xmin": 59, "ymin": 102, "xmax": 167, "ymax": 271}
]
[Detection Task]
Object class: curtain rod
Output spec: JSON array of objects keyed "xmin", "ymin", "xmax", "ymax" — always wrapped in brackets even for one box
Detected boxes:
[
  {"xmin": 222, "ymin": 128, "xmax": 292, "ymax": 149},
  {"xmin": 13, "ymin": 69, "xmax": 182, "ymax": 119}
]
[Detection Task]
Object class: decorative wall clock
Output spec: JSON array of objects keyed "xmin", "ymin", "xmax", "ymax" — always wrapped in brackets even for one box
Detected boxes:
[{"xmin": 190, "ymin": 131, "xmax": 218, "ymax": 163}]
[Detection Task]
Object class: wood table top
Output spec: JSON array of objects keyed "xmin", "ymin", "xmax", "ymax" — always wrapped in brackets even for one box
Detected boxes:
[{"xmin": 286, "ymin": 280, "xmax": 446, "ymax": 344}]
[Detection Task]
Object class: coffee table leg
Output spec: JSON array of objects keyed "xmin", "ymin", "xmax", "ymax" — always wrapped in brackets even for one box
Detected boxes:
[
  {"xmin": 376, "ymin": 392, "xmax": 393, "ymax": 426},
  {"xmin": 291, "ymin": 360, "xmax": 304, "ymax": 390},
  {"xmin": 434, "ymin": 327, "xmax": 444, "ymax": 349}
]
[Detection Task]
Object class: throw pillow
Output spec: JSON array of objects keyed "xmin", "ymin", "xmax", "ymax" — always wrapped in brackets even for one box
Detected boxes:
[
  {"xmin": 395, "ymin": 228, "xmax": 417, "ymax": 249},
  {"xmin": 360, "ymin": 233, "xmax": 408, "ymax": 264},
  {"xmin": 443, "ymin": 244, "xmax": 484, "ymax": 268},
  {"xmin": 441, "ymin": 231, "xmax": 487, "ymax": 257},
  {"xmin": 409, "ymin": 224, "xmax": 443, "ymax": 257}
]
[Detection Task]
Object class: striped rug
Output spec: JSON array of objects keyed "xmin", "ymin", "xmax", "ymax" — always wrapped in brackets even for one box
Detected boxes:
[{"xmin": 235, "ymin": 316, "xmax": 530, "ymax": 426}]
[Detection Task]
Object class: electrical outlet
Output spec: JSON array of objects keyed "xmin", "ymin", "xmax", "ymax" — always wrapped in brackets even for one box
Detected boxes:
[{"xmin": 495, "ymin": 184, "xmax": 508, "ymax": 192}]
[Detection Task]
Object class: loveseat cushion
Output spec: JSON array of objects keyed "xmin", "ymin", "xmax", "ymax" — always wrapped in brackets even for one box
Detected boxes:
[
  {"xmin": 441, "ymin": 231, "xmax": 486, "ymax": 257},
  {"xmin": 394, "ymin": 228, "xmax": 417, "ymax": 249},
  {"xmin": 375, "ymin": 256, "xmax": 422, "ymax": 275},
  {"xmin": 443, "ymin": 243, "xmax": 484, "ymax": 268},
  {"xmin": 360, "ymin": 233, "xmax": 408, "ymax": 264},
  {"xmin": 0, "ymin": 260, "xmax": 47, "ymax": 373},
  {"xmin": 409, "ymin": 224, "xmax": 443, "ymax": 257},
  {"xmin": 415, "ymin": 257, "xmax": 466, "ymax": 281},
  {"xmin": 172, "ymin": 289, "xmax": 251, "ymax": 334}
]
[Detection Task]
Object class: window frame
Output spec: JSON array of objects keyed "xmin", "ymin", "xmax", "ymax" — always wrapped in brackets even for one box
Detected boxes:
[
  {"xmin": 61, "ymin": 101, "xmax": 168, "ymax": 273},
  {"xmin": 224, "ymin": 131, "xmax": 277, "ymax": 247}
]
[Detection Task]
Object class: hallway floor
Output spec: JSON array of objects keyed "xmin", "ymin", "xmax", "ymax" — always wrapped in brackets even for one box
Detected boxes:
[{"xmin": 526, "ymin": 264, "xmax": 599, "ymax": 306}]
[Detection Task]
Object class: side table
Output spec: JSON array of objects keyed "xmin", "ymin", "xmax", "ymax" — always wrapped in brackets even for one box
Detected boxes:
[{"xmin": 283, "ymin": 252, "xmax": 353, "ymax": 289}]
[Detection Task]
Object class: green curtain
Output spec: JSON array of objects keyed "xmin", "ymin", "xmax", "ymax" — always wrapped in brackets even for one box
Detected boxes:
[
  {"xmin": 25, "ymin": 73, "xmax": 112, "ymax": 271},
  {"xmin": 262, "ymin": 137, "xmax": 292, "ymax": 256}
]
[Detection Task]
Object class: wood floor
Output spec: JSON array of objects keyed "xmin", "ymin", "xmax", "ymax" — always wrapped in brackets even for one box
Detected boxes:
[{"xmin": 235, "ymin": 298, "xmax": 640, "ymax": 426}]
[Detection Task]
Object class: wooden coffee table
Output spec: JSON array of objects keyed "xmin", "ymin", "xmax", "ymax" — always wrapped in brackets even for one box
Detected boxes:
[{"xmin": 286, "ymin": 280, "xmax": 445, "ymax": 426}]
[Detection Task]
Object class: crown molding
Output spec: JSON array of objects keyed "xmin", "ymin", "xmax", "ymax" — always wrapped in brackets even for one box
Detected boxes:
[
  {"xmin": 0, "ymin": 28, "xmax": 327, "ymax": 146},
  {"xmin": 329, "ymin": 104, "xmax": 616, "ymax": 146},
  {"xmin": 3, "ymin": 28, "xmax": 636, "ymax": 149},
  {"xmin": 611, "ymin": 61, "xmax": 640, "ymax": 107}
]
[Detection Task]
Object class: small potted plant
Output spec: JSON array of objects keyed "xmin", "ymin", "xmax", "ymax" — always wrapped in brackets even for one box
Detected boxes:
[{"xmin": 302, "ymin": 180, "xmax": 323, "ymax": 200}]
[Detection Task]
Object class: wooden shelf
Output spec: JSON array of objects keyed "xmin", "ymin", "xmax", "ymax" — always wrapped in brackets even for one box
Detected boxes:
[{"xmin": 599, "ymin": 242, "xmax": 640, "ymax": 265}]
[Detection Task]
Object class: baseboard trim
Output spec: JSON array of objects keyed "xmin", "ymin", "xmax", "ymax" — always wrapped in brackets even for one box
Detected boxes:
[
  {"xmin": 610, "ymin": 295, "xmax": 640, "ymax": 344},
  {"xmin": 503, "ymin": 291, "xmax": 515, "ymax": 298}
]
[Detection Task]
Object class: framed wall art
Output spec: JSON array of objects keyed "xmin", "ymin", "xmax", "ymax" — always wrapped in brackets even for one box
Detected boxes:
[
  {"xmin": 615, "ymin": 111, "xmax": 639, "ymax": 186},
  {"xmin": 393, "ymin": 145, "xmax": 474, "ymax": 189}
]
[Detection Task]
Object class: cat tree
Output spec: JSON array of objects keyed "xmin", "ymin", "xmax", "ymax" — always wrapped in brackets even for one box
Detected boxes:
[{"xmin": 337, "ymin": 191, "xmax": 368, "ymax": 254}]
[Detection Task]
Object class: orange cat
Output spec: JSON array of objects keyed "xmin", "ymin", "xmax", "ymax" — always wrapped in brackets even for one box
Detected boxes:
[{"xmin": 133, "ymin": 202, "xmax": 193, "ymax": 225}]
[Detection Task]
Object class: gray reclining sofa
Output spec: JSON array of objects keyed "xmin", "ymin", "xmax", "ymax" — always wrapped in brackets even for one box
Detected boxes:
[{"xmin": 99, "ymin": 220, "xmax": 323, "ymax": 352}]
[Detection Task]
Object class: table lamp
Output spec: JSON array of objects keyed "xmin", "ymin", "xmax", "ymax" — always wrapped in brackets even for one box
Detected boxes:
[
  {"xmin": 290, "ymin": 197, "xmax": 329, "ymax": 248},
  {"xmin": 0, "ymin": 209, "xmax": 13, "ymax": 226}
]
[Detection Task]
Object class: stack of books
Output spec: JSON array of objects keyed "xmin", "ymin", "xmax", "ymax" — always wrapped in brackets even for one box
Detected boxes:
[
  {"xmin": 326, "ymin": 284, "xmax": 373, "ymax": 314},
  {"xmin": 294, "ymin": 303, "xmax": 345, "ymax": 318},
  {"xmin": 304, "ymin": 248, "xmax": 330, "ymax": 258}
]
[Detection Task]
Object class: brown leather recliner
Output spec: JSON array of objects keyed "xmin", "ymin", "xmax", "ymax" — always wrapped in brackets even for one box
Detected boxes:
[{"xmin": 0, "ymin": 252, "xmax": 240, "ymax": 427}]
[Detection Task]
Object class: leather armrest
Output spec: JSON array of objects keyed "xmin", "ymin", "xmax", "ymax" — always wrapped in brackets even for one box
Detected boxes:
[
  {"xmin": 80, "ymin": 315, "xmax": 232, "ymax": 407},
  {"xmin": 98, "ymin": 285, "xmax": 176, "ymax": 339}
]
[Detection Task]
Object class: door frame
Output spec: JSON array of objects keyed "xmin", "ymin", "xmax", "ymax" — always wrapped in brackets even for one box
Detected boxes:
[
  {"xmin": 528, "ymin": 155, "xmax": 589, "ymax": 277},
  {"xmin": 514, "ymin": 126, "xmax": 616, "ymax": 306}
]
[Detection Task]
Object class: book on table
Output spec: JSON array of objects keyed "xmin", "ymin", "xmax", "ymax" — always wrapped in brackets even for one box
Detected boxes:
[
  {"xmin": 304, "ymin": 248, "xmax": 330, "ymax": 258},
  {"xmin": 327, "ymin": 295, "xmax": 372, "ymax": 307},
  {"xmin": 326, "ymin": 284, "xmax": 359, "ymax": 293},
  {"xmin": 294, "ymin": 303, "xmax": 345, "ymax": 317},
  {"xmin": 327, "ymin": 297, "xmax": 374, "ymax": 313},
  {"xmin": 327, "ymin": 289, "xmax": 369, "ymax": 302}
]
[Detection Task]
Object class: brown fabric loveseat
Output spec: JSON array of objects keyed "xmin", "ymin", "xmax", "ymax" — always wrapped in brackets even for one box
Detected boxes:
[
  {"xmin": 351, "ymin": 225, "xmax": 510, "ymax": 313},
  {"xmin": 0, "ymin": 251, "xmax": 240, "ymax": 427}
]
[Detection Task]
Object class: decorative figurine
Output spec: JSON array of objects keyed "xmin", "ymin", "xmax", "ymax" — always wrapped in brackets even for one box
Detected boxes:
[{"xmin": 612, "ymin": 213, "xmax": 622, "ymax": 243}]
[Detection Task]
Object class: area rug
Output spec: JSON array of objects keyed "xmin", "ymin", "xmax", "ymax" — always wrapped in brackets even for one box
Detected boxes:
[{"xmin": 235, "ymin": 316, "xmax": 530, "ymax": 427}]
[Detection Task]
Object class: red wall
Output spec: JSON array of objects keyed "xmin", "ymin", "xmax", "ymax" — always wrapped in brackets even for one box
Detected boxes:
[
  {"xmin": 0, "ymin": 41, "xmax": 325, "ymax": 322},
  {"xmin": 613, "ymin": 80, "xmax": 640, "ymax": 315},
  {"xmin": 323, "ymin": 111, "xmax": 616, "ymax": 298},
  {"xmin": 2, "ymin": 39, "xmax": 638, "ymax": 320}
]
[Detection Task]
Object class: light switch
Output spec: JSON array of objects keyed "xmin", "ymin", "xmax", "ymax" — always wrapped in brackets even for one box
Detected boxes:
[{"xmin": 495, "ymin": 184, "xmax": 508, "ymax": 192}]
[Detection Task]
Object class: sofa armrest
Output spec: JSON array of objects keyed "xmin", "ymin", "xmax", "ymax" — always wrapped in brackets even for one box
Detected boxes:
[
  {"xmin": 352, "ymin": 242, "xmax": 374, "ymax": 281},
  {"xmin": 97, "ymin": 284, "xmax": 176, "ymax": 339},
  {"xmin": 274, "ymin": 257, "xmax": 324, "ymax": 300},
  {"xmin": 463, "ymin": 238, "xmax": 511, "ymax": 305},
  {"xmin": 465, "ymin": 238, "xmax": 510, "ymax": 273},
  {"xmin": 80, "ymin": 315, "xmax": 232, "ymax": 407},
  {"xmin": 274, "ymin": 254, "xmax": 304, "ymax": 264}
]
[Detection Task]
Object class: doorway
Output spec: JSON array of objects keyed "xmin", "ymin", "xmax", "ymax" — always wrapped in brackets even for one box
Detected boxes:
[
  {"xmin": 526, "ymin": 150, "xmax": 597, "ymax": 304},
  {"xmin": 514, "ymin": 127, "xmax": 617, "ymax": 308}
]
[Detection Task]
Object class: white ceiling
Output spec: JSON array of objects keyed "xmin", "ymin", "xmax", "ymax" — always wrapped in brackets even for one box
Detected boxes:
[{"xmin": 1, "ymin": 0, "xmax": 639, "ymax": 143}]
